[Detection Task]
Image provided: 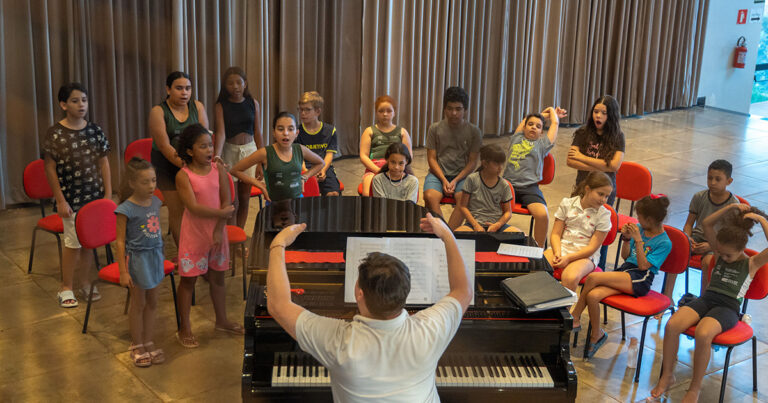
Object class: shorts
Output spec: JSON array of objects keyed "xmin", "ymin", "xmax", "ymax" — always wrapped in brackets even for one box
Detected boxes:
[
  {"xmin": 177, "ymin": 241, "xmax": 230, "ymax": 277},
  {"xmin": 462, "ymin": 222, "xmax": 511, "ymax": 232},
  {"xmin": 615, "ymin": 261, "xmax": 655, "ymax": 297},
  {"xmin": 686, "ymin": 290, "xmax": 741, "ymax": 331},
  {"xmin": 423, "ymin": 173, "xmax": 467, "ymax": 194},
  {"xmin": 151, "ymin": 148, "xmax": 181, "ymax": 191},
  {"xmin": 363, "ymin": 159, "xmax": 387, "ymax": 176},
  {"xmin": 317, "ymin": 166, "xmax": 341, "ymax": 194},
  {"xmin": 514, "ymin": 183, "xmax": 546, "ymax": 207},
  {"xmin": 222, "ymin": 141, "xmax": 258, "ymax": 181},
  {"xmin": 62, "ymin": 215, "xmax": 82, "ymax": 249}
]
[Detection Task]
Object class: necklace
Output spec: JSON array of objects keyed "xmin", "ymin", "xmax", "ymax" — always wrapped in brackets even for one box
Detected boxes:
[{"xmin": 388, "ymin": 172, "xmax": 404, "ymax": 187}]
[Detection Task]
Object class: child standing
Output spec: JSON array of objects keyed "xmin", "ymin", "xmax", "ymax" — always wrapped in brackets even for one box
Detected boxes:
[
  {"xmin": 296, "ymin": 91, "xmax": 341, "ymax": 196},
  {"xmin": 116, "ymin": 158, "xmax": 165, "ymax": 367},
  {"xmin": 43, "ymin": 82, "xmax": 112, "ymax": 308},
  {"xmin": 456, "ymin": 145, "xmax": 517, "ymax": 233},
  {"xmin": 359, "ymin": 95, "xmax": 412, "ymax": 196},
  {"xmin": 504, "ymin": 106, "xmax": 567, "ymax": 246},
  {"xmin": 570, "ymin": 195, "xmax": 671, "ymax": 358},
  {"xmin": 175, "ymin": 124, "xmax": 242, "ymax": 347},
  {"xmin": 213, "ymin": 66, "xmax": 263, "ymax": 229},
  {"xmin": 231, "ymin": 112, "xmax": 325, "ymax": 202},
  {"xmin": 651, "ymin": 204, "xmax": 768, "ymax": 403},
  {"xmin": 567, "ymin": 95, "xmax": 626, "ymax": 270},
  {"xmin": 372, "ymin": 143, "xmax": 419, "ymax": 203},
  {"xmin": 543, "ymin": 172, "xmax": 613, "ymax": 291}
]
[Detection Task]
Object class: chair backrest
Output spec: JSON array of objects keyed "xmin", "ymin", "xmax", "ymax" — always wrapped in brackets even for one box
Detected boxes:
[
  {"xmin": 660, "ymin": 225, "xmax": 691, "ymax": 275},
  {"xmin": 603, "ymin": 204, "xmax": 619, "ymax": 246},
  {"xmin": 735, "ymin": 195, "xmax": 750, "ymax": 205},
  {"xmin": 303, "ymin": 176, "xmax": 321, "ymax": 197},
  {"xmin": 504, "ymin": 180, "xmax": 516, "ymax": 208},
  {"xmin": 743, "ymin": 249, "xmax": 768, "ymax": 300},
  {"xmin": 539, "ymin": 153, "xmax": 556, "ymax": 185},
  {"xmin": 124, "ymin": 138, "xmax": 153, "ymax": 164},
  {"xmin": 23, "ymin": 159, "xmax": 53, "ymax": 200},
  {"xmin": 616, "ymin": 161, "xmax": 652, "ymax": 202},
  {"xmin": 75, "ymin": 199, "xmax": 118, "ymax": 249}
]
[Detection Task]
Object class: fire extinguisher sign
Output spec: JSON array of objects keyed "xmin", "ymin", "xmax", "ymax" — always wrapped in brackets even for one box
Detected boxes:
[{"xmin": 738, "ymin": 9, "xmax": 748, "ymax": 24}]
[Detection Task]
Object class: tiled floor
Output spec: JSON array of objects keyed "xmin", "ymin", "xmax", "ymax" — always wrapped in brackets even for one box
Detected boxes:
[{"xmin": 1, "ymin": 106, "xmax": 768, "ymax": 402}]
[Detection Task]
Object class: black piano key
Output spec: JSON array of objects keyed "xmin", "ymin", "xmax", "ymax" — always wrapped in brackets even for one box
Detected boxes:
[
  {"xmin": 503, "ymin": 355, "xmax": 515, "ymax": 378},
  {"xmin": 521, "ymin": 355, "xmax": 531, "ymax": 377},
  {"xmin": 292, "ymin": 354, "xmax": 298, "ymax": 378},
  {"xmin": 450, "ymin": 360, "xmax": 457, "ymax": 377},
  {"xmin": 530, "ymin": 355, "xmax": 544, "ymax": 378},
  {"xmin": 485, "ymin": 356, "xmax": 495, "ymax": 377},
  {"xmin": 471, "ymin": 361, "xmax": 479, "ymax": 377},
  {"xmin": 509, "ymin": 355, "xmax": 522, "ymax": 378},
  {"xmin": 493, "ymin": 355, "xmax": 505, "ymax": 379},
  {"xmin": 276, "ymin": 353, "xmax": 282, "ymax": 378}
]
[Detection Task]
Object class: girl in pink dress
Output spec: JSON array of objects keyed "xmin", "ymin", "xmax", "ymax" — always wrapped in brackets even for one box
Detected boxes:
[{"xmin": 175, "ymin": 124, "xmax": 243, "ymax": 348}]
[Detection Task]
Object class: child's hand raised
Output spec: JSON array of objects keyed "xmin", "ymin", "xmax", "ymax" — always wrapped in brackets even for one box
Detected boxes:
[
  {"xmin": 420, "ymin": 213, "xmax": 454, "ymax": 240},
  {"xmin": 744, "ymin": 212, "xmax": 765, "ymax": 223},
  {"xmin": 271, "ymin": 223, "xmax": 307, "ymax": 248},
  {"xmin": 735, "ymin": 203, "xmax": 752, "ymax": 213},
  {"xmin": 555, "ymin": 107, "xmax": 568, "ymax": 119}
]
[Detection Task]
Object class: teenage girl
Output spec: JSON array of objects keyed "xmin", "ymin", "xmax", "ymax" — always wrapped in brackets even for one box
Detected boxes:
[
  {"xmin": 652, "ymin": 204, "xmax": 768, "ymax": 403},
  {"xmin": 544, "ymin": 172, "xmax": 613, "ymax": 291},
  {"xmin": 371, "ymin": 143, "xmax": 419, "ymax": 203},
  {"xmin": 570, "ymin": 195, "xmax": 672, "ymax": 358},
  {"xmin": 359, "ymin": 95, "xmax": 412, "ymax": 196},
  {"xmin": 567, "ymin": 95, "xmax": 625, "ymax": 270},
  {"xmin": 116, "ymin": 157, "xmax": 165, "ymax": 367},
  {"xmin": 231, "ymin": 112, "xmax": 325, "ymax": 202},
  {"xmin": 175, "ymin": 124, "xmax": 242, "ymax": 348},
  {"xmin": 213, "ymin": 66, "xmax": 263, "ymax": 229}
]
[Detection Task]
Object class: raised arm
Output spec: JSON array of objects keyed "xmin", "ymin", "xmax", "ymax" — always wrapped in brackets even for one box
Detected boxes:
[
  {"xmin": 541, "ymin": 107, "xmax": 564, "ymax": 144},
  {"xmin": 420, "ymin": 213, "xmax": 472, "ymax": 312},
  {"xmin": 267, "ymin": 223, "xmax": 309, "ymax": 339},
  {"xmin": 747, "ymin": 213, "xmax": 768, "ymax": 270},
  {"xmin": 702, "ymin": 203, "xmax": 747, "ymax": 251}
]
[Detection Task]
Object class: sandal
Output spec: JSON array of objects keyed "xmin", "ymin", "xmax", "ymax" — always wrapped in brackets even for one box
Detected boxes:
[
  {"xmin": 215, "ymin": 323, "xmax": 245, "ymax": 335},
  {"xmin": 76, "ymin": 285, "xmax": 101, "ymax": 302},
  {"xmin": 129, "ymin": 344, "xmax": 152, "ymax": 367},
  {"xmin": 57, "ymin": 290, "xmax": 78, "ymax": 308},
  {"xmin": 143, "ymin": 341, "xmax": 165, "ymax": 364},
  {"xmin": 175, "ymin": 332, "xmax": 199, "ymax": 348},
  {"xmin": 586, "ymin": 331, "xmax": 608, "ymax": 359}
]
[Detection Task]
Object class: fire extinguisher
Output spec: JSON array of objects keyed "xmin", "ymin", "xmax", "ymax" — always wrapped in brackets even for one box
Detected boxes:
[{"xmin": 734, "ymin": 36, "xmax": 747, "ymax": 69}]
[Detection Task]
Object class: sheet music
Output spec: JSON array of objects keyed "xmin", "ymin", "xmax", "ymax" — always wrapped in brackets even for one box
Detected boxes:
[
  {"xmin": 344, "ymin": 237, "xmax": 476, "ymax": 305},
  {"xmin": 497, "ymin": 243, "xmax": 543, "ymax": 258}
]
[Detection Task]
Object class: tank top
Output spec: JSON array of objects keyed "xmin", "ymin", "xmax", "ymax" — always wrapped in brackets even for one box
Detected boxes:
[
  {"xmin": 369, "ymin": 125, "xmax": 402, "ymax": 159},
  {"xmin": 265, "ymin": 144, "xmax": 303, "ymax": 201},
  {"xmin": 221, "ymin": 98, "xmax": 255, "ymax": 139},
  {"xmin": 708, "ymin": 257, "xmax": 752, "ymax": 301},
  {"xmin": 152, "ymin": 101, "xmax": 200, "ymax": 151}
]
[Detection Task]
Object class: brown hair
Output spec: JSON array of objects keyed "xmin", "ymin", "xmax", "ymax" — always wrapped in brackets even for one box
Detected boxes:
[
  {"xmin": 571, "ymin": 171, "xmax": 613, "ymax": 198},
  {"xmin": 717, "ymin": 207, "xmax": 767, "ymax": 249},
  {"xmin": 374, "ymin": 95, "xmax": 397, "ymax": 112},
  {"xmin": 299, "ymin": 91, "xmax": 324, "ymax": 111},
  {"xmin": 635, "ymin": 195, "xmax": 670, "ymax": 224},
  {"xmin": 119, "ymin": 157, "xmax": 154, "ymax": 202},
  {"xmin": 357, "ymin": 252, "xmax": 410, "ymax": 318},
  {"xmin": 479, "ymin": 144, "xmax": 506, "ymax": 165}
]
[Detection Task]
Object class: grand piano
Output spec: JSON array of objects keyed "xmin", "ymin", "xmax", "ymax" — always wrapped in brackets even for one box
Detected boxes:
[{"xmin": 243, "ymin": 196, "xmax": 577, "ymax": 402}]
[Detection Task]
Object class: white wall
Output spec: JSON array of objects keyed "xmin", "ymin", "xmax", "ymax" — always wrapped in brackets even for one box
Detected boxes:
[{"xmin": 697, "ymin": 0, "xmax": 764, "ymax": 114}]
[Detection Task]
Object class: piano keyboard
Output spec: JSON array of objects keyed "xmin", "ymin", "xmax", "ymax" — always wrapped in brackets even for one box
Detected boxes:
[{"xmin": 270, "ymin": 352, "xmax": 554, "ymax": 388}]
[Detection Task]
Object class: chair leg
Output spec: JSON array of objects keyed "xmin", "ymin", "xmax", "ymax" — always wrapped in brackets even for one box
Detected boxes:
[
  {"xmin": 82, "ymin": 281, "xmax": 97, "ymax": 334},
  {"xmin": 528, "ymin": 216, "xmax": 534, "ymax": 238},
  {"xmin": 634, "ymin": 317, "xmax": 650, "ymax": 383},
  {"xmin": 258, "ymin": 195, "xmax": 263, "ymax": 210},
  {"xmin": 230, "ymin": 247, "xmax": 236, "ymax": 277},
  {"xmin": 241, "ymin": 244, "xmax": 247, "ymax": 300},
  {"xmin": 169, "ymin": 273, "xmax": 180, "ymax": 330},
  {"xmin": 621, "ymin": 312, "xmax": 626, "ymax": 340},
  {"xmin": 123, "ymin": 288, "xmax": 130, "ymax": 315},
  {"xmin": 191, "ymin": 288, "xmax": 196, "ymax": 306},
  {"xmin": 583, "ymin": 322, "xmax": 592, "ymax": 358},
  {"xmin": 720, "ymin": 346, "xmax": 735, "ymax": 402},
  {"xmin": 603, "ymin": 305, "xmax": 608, "ymax": 325},
  {"xmin": 613, "ymin": 238, "xmax": 623, "ymax": 272},
  {"xmin": 27, "ymin": 227, "xmax": 39, "ymax": 273},
  {"xmin": 55, "ymin": 234, "xmax": 63, "ymax": 280},
  {"xmin": 573, "ymin": 328, "xmax": 579, "ymax": 348},
  {"xmin": 753, "ymin": 337, "xmax": 758, "ymax": 392},
  {"xmin": 685, "ymin": 267, "xmax": 689, "ymax": 295}
]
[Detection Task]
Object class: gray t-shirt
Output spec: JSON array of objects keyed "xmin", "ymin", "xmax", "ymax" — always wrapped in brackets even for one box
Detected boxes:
[
  {"xmin": 372, "ymin": 172, "xmax": 419, "ymax": 203},
  {"xmin": 425, "ymin": 120, "xmax": 483, "ymax": 177},
  {"xmin": 689, "ymin": 190, "xmax": 739, "ymax": 242},
  {"xmin": 503, "ymin": 131, "xmax": 554, "ymax": 187},
  {"xmin": 462, "ymin": 171, "xmax": 514, "ymax": 225}
]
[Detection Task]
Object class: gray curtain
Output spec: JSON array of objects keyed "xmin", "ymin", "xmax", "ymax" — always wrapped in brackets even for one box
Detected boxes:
[{"xmin": 0, "ymin": 0, "xmax": 708, "ymax": 208}]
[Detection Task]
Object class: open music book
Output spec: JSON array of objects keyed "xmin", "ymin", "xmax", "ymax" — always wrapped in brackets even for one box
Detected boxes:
[{"xmin": 344, "ymin": 237, "xmax": 476, "ymax": 305}]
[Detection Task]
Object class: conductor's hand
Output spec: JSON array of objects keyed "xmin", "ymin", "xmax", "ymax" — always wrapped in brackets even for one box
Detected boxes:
[
  {"xmin": 271, "ymin": 223, "xmax": 307, "ymax": 249},
  {"xmin": 420, "ymin": 213, "xmax": 454, "ymax": 241}
]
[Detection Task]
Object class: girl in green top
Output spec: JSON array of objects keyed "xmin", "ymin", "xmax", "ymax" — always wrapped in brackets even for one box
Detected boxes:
[
  {"xmin": 652, "ymin": 203, "xmax": 768, "ymax": 402},
  {"xmin": 359, "ymin": 95, "xmax": 412, "ymax": 196},
  {"xmin": 231, "ymin": 112, "xmax": 324, "ymax": 202}
]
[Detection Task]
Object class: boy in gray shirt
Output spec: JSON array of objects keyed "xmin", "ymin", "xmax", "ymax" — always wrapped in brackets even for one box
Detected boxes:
[
  {"xmin": 424, "ymin": 87, "xmax": 483, "ymax": 229},
  {"xmin": 456, "ymin": 145, "xmax": 517, "ymax": 233}
]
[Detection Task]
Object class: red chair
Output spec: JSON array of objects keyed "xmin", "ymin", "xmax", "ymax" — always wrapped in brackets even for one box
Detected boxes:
[
  {"xmin": 76, "ymin": 199, "xmax": 179, "ymax": 333},
  {"xmin": 303, "ymin": 176, "xmax": 321, "ymax": 197},
  {"xmin": 124, "ymin": 138, "xmax": 165, "ymax": 203},
  {"xmin": 24, "ymin": 159, "xmax": 64, "ymax": 277},
  {"xmin": 226, "ymin": 174, "xmax": 249, "ymax": 300},
  {"xmin": 510, "ymin": 153, "xmax": 556, "ymax": 235},
  {"xmin": 682, "ymin": 248, "xmax": 767, "ymax": 403},
  {"xmin": 583, "ymin": 225, "xmax": 690, "ymax": 382},
  {"xmin": 612, "ymin": 162, "xmax": 653, "ymax": 270}
]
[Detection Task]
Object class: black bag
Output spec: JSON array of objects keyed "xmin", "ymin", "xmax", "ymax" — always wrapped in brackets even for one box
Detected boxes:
[{"xmin": 677, "ymin": 292, "xmax": 696, "ymax": 307}]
